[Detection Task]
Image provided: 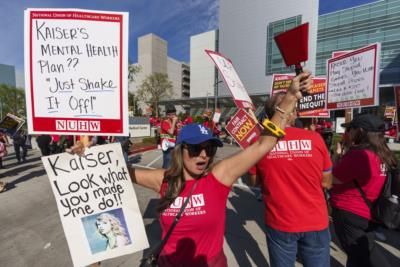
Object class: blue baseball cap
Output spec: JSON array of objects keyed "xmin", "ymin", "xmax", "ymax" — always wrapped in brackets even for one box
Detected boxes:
[{"xmin": 177, "ymin": 123, "xmax": 223, "ymax": 147}]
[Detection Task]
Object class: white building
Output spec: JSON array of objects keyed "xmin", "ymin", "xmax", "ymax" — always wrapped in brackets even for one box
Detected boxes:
[
  {"xmin": 190, "ymin": 30, "xmax": 218, "ymax": 98},
  {"xmin": 129, "ymin": 33, "xmax": 190, "ymax": 114},
  {"xmin": 218, "ymin": 0, "xmax": 319, "ymax": 96}
]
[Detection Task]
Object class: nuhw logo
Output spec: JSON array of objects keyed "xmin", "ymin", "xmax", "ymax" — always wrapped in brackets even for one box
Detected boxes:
[
  {"xmin": 56, "ymin": 120, "xmax": 101, "ymax": 132},
  {"xmin": 272, "ymin": 139, "xmax": 312, "ymax": 152},
  {"xmin": 170, "ymin": 194, "xmax": 205, "ymax": 209}
]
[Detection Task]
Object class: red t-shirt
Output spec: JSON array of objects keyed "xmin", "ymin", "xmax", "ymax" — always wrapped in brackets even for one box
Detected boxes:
[
  {"xmin": 160, "ymin": 119, "xmax": 177, "ymax": 144},
  {"xmin": 331, "ymin": 148, "xmax": 386, "ymax": 220},
  {"xmin": 249, "ymin": 127, "xmax": 332, "ymax": 232},
  {"xmin": 158, "ymin": 173, "xmax": 230, "ymax": 266}
]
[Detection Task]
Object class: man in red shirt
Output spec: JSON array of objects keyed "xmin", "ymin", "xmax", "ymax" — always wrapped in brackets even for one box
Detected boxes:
[
  {"xmin": 249, "ymin": 93, "xmax": 332, "ymax": 267},
  {"xmin": 160, "ymin": 104, "xmax": 178, "ymax": 168}
]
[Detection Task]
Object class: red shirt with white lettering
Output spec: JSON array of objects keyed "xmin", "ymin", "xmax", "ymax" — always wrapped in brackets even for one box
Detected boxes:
[
  {"xmin": 158, "ymin": 173, "xmax": 230, "ymax": 266},
  {"xmin": 160, "ymin": 119, "xmax": 177, "ymax": 145},
  {"xmin": 249, "ymin": 127, "xmax": 332, "ymax": 232},
  {"xmin": 331, "ymin": 148, "xmax": 386, "ymax": 220}
]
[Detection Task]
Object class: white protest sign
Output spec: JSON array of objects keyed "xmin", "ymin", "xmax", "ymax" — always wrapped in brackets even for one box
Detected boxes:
[
  {"xmin": 326, "ymin": 43, "xmax": 380, "ymax": 110},
  {"xmin": 205, "ymin": 50, "xmax": 255, "ymax": 110},
  {"xmin": 24, "ymin": 9, "xmax": 129, "ymax": 136},
  {"xmin": 336, "ymin": 117, "xmax": 346, "ymax": 134},
  {"xmin": 212, "ymin": 111, "xmax": 221, "ymax": 123},
  {"xmin": 42, "ymin": 143, "xmax": 148, "ymax": 266}
]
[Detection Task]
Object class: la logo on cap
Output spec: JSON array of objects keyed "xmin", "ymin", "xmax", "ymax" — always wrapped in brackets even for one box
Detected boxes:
[{"xmin": 198, "ymin": 125, "xmax": 208, "ymax": 135}]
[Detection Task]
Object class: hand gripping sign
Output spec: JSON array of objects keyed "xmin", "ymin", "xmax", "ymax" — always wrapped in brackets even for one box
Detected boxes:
[
  {"xmin": 205, "ymin": 50, "xmax": 255, "ymax": 110},
  {"xmin": 24, "ymin": 8, "xmax": 129, "ymax": 136},
  {"xmin": 42, "ymin": 143, "xmax": 148, "ymax": 267},
  {"xmin": 271, "ymin": 75, "xmax": 329, "ymax": 118}
]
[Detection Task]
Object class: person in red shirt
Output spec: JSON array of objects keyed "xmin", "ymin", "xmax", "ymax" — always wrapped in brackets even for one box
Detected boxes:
[
  {"xmin": 124, "ymin": 72, "xmax": 312, "ymax": 266},
  {"xmin": 67, "ymin": 72, "xmax": 312, "ymax": 266},
  {"xmin": 182, "ymin": 111, "xmax": 193, "ymax": 125},
  {"xmin": 331, "ymin": 113, "xmax": 397, "ymax": 267},
  {"xmin": 249, "ymin": 93, "xmax": 332, "ymax": 267},
  {"xmin": 160, "ymin": 104, "xmax": 178, "ymax": 169}
]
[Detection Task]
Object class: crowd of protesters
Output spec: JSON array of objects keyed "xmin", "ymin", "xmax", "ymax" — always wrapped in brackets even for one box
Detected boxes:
[
  {"xmin": 138, "ymin": 88, "xmax": 400, "ymax": 266},
  {"xmin": 2, "ymin": 75, "xmax": 399, "ymax": 266}
]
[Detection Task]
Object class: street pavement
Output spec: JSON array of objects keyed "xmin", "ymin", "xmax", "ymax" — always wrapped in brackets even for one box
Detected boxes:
[{"xmin": 0, "ymin": 144, "xmax": 399, "ymax": 267}]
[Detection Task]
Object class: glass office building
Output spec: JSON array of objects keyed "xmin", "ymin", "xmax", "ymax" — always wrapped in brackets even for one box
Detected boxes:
[
  {"xmin": 0, "ymin": 64, "xmax": 16, "ymax": 87},
  {"xmin": 316, "ymin": 0, "xmax": 400, "ymax": 108}
]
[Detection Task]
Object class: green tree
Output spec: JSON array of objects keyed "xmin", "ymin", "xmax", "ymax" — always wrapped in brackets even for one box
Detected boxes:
[
  {"xmin": 0, "ymin": 84, "xmax": 26, "ymax": 119},
  {"xmin": 136, "ymin": 73, "xmax": 173, "ymax": 117},
  {"xmin": 128, "ymin": 64, "xmax": 141, "ymax": 83},
  {"xmin": 127, "ymin": 63, "xmax": 142, "ymax": 116},
  {"xmin": 128, "ymin": 91, "xmax": 142, "ymax": 116}
]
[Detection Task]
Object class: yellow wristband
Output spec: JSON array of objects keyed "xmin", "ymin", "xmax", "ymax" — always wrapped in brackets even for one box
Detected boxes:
[{"xmin": 262, "ymin": 118, "xmax": 286, "ymax": 138}]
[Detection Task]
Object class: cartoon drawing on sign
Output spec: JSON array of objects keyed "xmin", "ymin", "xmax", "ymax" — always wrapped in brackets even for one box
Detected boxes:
[{"xmin": 82, "ymin": 208, "xmax": 131, "ymax": 254}]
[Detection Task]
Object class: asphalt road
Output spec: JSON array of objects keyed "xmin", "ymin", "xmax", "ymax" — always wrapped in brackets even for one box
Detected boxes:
[{"xmin": 0, "ymin": 144, "xmax": 399, "ymax": 267}]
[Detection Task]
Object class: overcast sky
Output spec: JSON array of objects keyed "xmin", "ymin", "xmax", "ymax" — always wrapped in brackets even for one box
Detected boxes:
[{"xmin": 0, "ymin": 0, "xmax": 377, "ymax": 78}]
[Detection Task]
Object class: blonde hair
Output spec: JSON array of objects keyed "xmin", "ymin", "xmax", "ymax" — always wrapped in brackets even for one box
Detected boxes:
[{"xmin": 96, "ymin": 213, "xmax": 129, "ymax": 244}]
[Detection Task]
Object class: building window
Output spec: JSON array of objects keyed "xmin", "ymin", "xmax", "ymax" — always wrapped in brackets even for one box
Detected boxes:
[{"xmin": 266, "ymin": 15, "xmax": 302, "ymax": 75}]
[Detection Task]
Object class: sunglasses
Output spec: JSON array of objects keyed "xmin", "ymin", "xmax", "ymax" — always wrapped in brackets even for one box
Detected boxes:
[{"xmin": 183, "ymin": 143, "xmax": 217, "ymax": 157}]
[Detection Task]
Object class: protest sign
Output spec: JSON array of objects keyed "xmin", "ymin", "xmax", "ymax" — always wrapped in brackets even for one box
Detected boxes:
[
  {"xmin": 24, "ymin": 9, "xmax": 129, "ymax": 136},
  {"xmin": 384, "ymin": 106, "xmax": 396, "ymax": 119},
  {"xmin": 298, "ymin": 78, "xmax": 330, "ymax": 118},
  {"xmin": 225, "ymin": 109, "xmax": 261, "ymax": 149},
  {"xmin": 42, "ymin": 143, "xmax": 148, "ymax": 266},
  {"xmin": 0, "ymin": 113, "xmax": 25, "ymax": 135},
  {"xmin": 271, "ymin": 74, "xmax": 294, "ymax": 95},
  {"xmin": 326, "ymin": 43, "xmax": 380, "ymax": 110},
  {"xmin": 205, "ymin": 50, "xmax": 255, "ymax": 110},
  {"xmin": 271, "ymin": 75, "xmax": 329, "ymax": 117},
  {"xmin": 335, "ymin": 117, "xmax": 346, "ymax": 134},
  {"xmin": 212, "ymin": 110, "xmax": 221, "ymax": 123},
  {"xmin": 332, "ymin": 51, "xmax": 353, "ymax": 58}
]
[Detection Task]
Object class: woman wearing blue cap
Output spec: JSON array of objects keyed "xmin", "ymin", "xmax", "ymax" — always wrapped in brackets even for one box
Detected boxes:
[{"xmin": 126, "ymin": 71, "xmax": 312, "ymax": 267}]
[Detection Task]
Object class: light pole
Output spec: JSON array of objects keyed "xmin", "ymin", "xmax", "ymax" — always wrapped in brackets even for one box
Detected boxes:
[
  {"xmin": 214, "ymin": 80, "xmax": 223, "ymax": 111},
  {"xmin": 206, "ymin": 91, "xmax": 210, "ymax": 110}
]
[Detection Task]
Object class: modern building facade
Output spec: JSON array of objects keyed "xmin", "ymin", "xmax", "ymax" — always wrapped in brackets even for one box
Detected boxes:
[
  {"xmin": 0, "ymin": 63, "xmax": 16, "ymax": 87},
  {"xmin": 130, "ymin": 33, "xmax": 190, "ymax": 114},
  {"xmin": 190, "ymin": 30, "xmax": 218, "ymax": 98},
  {"xmin": 316, "ymin": 0, "xmax": 400, "ymax": 109},
  {"xmin": 163, "ymin": 0, "xmax": 400, "ymax": 121},
  {"xmin": 218, "ymin": 0, "xmax": 319, "ymax": 97}
]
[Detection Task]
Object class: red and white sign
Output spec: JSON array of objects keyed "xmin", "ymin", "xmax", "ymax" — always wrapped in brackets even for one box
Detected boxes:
[
  {"xmin": 205, "ymin": 50, "xmax": 255, "ymax": 110},
  {"xmin": 271, "ymin": 74, "xmax": 295, "ymax": 96},
  {"xmin": 24, "ymin": 9, "xmax": 129, "ymax": 135},
  {"xmin": 326, "ymin": 43, "xmax": 380, "ymax": 110},
  {"xmin": 271, "ymin": 74, "xmax": 329, "ymax": 118},
  {"xmin": 332, "ymin": 51, "xmax": 353, "ymax": 58},
  {"xmin": 298, "ymin": 78, "xmax": 330, "ymax": 118},
  {"xmin": 225, "ymin": 109, "xmax": 261, "ymax": 149},
  {"xmin": 212, "ymin": 110, "xmax": 221, "ymax": 123}
]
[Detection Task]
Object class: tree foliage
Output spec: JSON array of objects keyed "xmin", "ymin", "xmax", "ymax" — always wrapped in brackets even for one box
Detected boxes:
[
  {"xmin": 0, "ymin": 84, "xmax": 26, "ymax": 119},
  {"xmin": 136, "ymin": 73, "xmax": 173, "ymax": 117},
  {"xmin": 128, "ymin": 64, "xmax": 141, "ymax": 82},
  {"xmin": 128, "ymin": 91, "xmax": 142, "ymax": 116}
]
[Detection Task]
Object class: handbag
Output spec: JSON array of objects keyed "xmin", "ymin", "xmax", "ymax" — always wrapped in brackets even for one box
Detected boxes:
[
  {"xmin": 139, "ymin": 181, "xmax": 198, "ymax": 267},
  {"xmin": 354, "ymin": 169, "xmax": 400, "ymax": 230}
]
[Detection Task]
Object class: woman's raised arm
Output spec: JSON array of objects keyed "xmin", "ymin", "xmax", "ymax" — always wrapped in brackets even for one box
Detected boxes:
[
  {"xmin": 212, "ymin": 71, "xmax": 312, "ymax": 187},
  {"xmin": 128, "ymin": 167, "xmax": 165, "ymax": 193}
]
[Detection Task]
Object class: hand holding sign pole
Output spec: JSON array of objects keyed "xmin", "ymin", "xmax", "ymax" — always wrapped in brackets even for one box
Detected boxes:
[{"xmin": 274, "ymin": 23, "xmax": 309, "ymax": 95}]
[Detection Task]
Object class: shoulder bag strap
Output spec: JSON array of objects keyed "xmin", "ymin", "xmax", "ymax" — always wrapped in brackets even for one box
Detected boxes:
[
  {"xmin": 354, "ymin": 179, "xmax": 373, "ymax": 209},
  {"xmin": 154, "ymin": 180, "xmax": 199, "ymax": 255}
]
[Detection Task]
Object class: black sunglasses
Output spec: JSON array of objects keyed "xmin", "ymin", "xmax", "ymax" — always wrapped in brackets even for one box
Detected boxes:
[{"xmin": 183, "ymin": 143, "xmax": 217, "ymax": 157}]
